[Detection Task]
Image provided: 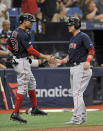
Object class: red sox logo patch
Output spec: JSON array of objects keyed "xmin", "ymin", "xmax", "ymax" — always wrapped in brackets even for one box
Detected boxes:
[{"xmin": 69, "ymin": 43, "xmax": 77, "ymax": 49}]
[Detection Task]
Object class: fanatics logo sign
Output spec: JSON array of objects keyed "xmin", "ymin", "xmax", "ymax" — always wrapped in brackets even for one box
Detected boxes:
[{"xmin": 36, "ymin": 85, "xmax": 70, "ymax": 98}]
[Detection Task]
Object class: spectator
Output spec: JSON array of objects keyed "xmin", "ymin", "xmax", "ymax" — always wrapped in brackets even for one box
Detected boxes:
[
  {"xmin": 0, "ymin": 0, "xmax": 9, "ymax": 29},
  {"xmin": 56, "ymin": 0, "xmax": 65, "ymax": 11},
  {"xmin": 80, "ymin": 0, "xmax": 92, "ymax": 20},
  {"xmin": 52, "ymin": 7, "xmax": 69, "ymax": 22},
  {"xmin": 63, "ymin": 0, "xmax": 80, "ymax": 7},
  {"xmin": 80, "ymin": 0, "xmax": 90, "ymax": 7},
  {"xmin": 0, "ymin": 20, "xmax": 12, "ymax": 39},
  {"xmin": 38, "ymin": 0, "xmax": 56, "ymax": 21},
  {"xmin": 12, "ymin": 0, "xmax": 22, "ymax": 8},
  {"xmin": 21, "ymin": 0, "xmax": 38, "ymax": 15},
  {"xmin": 0, "ymin": 34, "xmax": 9, "ymax": 69},
  {"xmin": 96, "ymin": 0, "xmax": 103, "ymax": 14},
  {"xmin": 0, "ymin": 20, "xmax": 12, "ymax": 68},
  {"xmin": 0, "ymin": 50, "xmax": 8, "ymax": 69},
  {"xmin": 80, "ymin": 0, "xmax": 89, "ymax": 12},
  {"xmin": 83, "ymin": 0, "xmax": 103, "ymax": 21},
  {"xmin": 0, "ymin": 20, "xmax": 12, "ymax": 51},
  {"xmin": 2, "ymin": 0, "xmax": 12, "ymax": 8},
  {"xmin": 63, "ymin": 0, "xmax": 72, "ymax": 7}
]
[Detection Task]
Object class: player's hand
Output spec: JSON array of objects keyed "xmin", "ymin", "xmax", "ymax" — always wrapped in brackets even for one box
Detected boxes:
[
  {"xmin": 83, "ymin": 62, "xmax": 90, "ymax": 70},
  {"xmin": 48, "ymin": 58, "xmax": 61, "ymax": 67},
  {"xmin": 48, "ymin": 55, "xmax": 69, "ymax": 67},
  {"xmin": 46, "ymin": 55, "xmax": 57, "ymax": 64}
]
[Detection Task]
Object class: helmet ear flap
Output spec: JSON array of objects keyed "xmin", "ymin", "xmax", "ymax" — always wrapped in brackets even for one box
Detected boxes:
[
  {"xmin": 74, "ymin": 18, "xmax": 81, "ymax": 29},
  {"xmin": 19, "ymin": 15, "xmax": 24, "ymax": 24},
  {"xmin": 74, "ymin": 22, "xmax": 81, "ymax": 29}
]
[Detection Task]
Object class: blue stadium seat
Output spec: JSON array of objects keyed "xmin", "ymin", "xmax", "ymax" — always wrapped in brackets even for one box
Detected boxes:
[
  {"xmin": 32, "ymin": 22, "xmax": 36, "ymax": 31},
  {"xmin": 8, "ymin": 8, "xmax": 21, "ymax": 16},
  {"xmin": 67, "ymin": 7, "xmax": 83, "ymax": 17},
  {"xmin": 9, "ymin": 8, "xmax": 21, "ymax": 30},
  {"xmin": 9, "ymin": 16, "xmax": 19, "ymax": 31}
]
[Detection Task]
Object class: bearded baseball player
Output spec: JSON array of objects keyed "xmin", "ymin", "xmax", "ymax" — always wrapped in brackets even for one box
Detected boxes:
[
  {"xmin": 57, "ymin": 17, "xmax": 95, "ymax": 125},
  {"xmin": 7, "ymin": 13, "xmax": 56, "ymax": 123}
]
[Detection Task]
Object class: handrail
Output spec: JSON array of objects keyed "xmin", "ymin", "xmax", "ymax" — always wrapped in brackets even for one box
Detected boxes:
[{"xmin": 32, "ymin": 41, "xmax": 69, "ymax": 44}]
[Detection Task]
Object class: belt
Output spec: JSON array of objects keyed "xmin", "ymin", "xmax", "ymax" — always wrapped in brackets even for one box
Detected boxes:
[
  {"xmin": 68, "ymin": 62, "xmax": 80, "ymax": 67},
  {"xmin": 13, "ymin": 56, "xmax": 28, "ymax": 59},
  {"xmin": 12, "ymin": 56, "xmax": 32, "ymax": 64}
]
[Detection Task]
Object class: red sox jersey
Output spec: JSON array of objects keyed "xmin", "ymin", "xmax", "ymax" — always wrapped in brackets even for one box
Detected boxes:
[
  {"xmin": 68, "ymin": 31, "xmax": 94, "ymax": 65},
  {"xmin": 7, "ymin": 28, "xmax": 32, "ymax": 58}
]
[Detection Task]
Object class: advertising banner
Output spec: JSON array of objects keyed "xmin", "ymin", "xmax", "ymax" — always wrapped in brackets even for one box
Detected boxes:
[{"xmin": 0, "ymin": 68, "xmax": 94, "ymax": 109}]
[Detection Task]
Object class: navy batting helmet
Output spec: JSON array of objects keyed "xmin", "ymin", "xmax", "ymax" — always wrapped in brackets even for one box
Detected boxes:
[
  {"xmin": 67, "ymin": 17, "xmax": 81, "ymax": 29},
  {"xmin": 19, "ymin": 13, "xmax": 36, "ymax": 24}
]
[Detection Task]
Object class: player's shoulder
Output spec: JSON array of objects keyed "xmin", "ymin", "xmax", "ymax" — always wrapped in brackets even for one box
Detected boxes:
[
  {"xmin": 80, "ymin": 31, "xmax": 90, "ymax": 39},
  {"xmin": 80, "ymin": 32, "xmax": 88, "ymax": 37},
  {"xmin": 17, "ymin": 28, "xmax": 26, "ymax": 35},
  {"xmin": 16, "ymin": 28, "xmax": 28, "ymax": 38}
]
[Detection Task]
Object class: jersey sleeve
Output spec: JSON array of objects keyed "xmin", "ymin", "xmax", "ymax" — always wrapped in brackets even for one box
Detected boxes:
[{"xmin": 82, "ymin": 34, "xmax": 94, "ymax": 49}]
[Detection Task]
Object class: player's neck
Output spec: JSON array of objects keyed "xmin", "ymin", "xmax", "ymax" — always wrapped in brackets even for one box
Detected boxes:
[
  {"xmin": 73, "ymin": 29, "xmax": 80, "ymax": 37},
  {"xmin": 18, "ymin": 25, "xmax": 26, "ymax": 31}
]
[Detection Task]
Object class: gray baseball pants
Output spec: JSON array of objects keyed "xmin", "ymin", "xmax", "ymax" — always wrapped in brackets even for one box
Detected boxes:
[
  {"xmin": 12, "ymin": 57, "xmax": 36, "ymax": 95},
  {"xmin": 70, "ymin": 62, "xmax": 92, "ymax": 121}
]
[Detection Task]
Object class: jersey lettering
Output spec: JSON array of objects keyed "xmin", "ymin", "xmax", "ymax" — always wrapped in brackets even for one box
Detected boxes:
[
  {"xmin": 68, "ymin": 32, "xmax": 94, "ymax": 64},
  {"xmin": 7, "ymin": 28, "xmax": 32, "ymax": 58},
  {"xmin": 69, "ymin": 43, "xmax": 77, "ymax": 49},
  {"xmin": 10, "ymin": 38, "xmax": 18, "ymax": 51},
  {"xmin": 12, "ymin": 31, "xmax": 18, "ymax": 38}
]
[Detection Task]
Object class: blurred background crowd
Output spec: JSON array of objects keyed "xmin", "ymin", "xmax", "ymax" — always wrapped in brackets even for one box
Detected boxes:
[{"xmin": 0, "ymin": 0, "xmax": 103, "ymax": 68}]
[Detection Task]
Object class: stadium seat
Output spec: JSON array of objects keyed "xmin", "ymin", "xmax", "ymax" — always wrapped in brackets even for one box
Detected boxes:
[
  {"xmin": 8, "ymin": 8, "xmax": 21, "ymax": 30},
  {"xmin": 8, "ymin": 8, "xmax": 21, "ymax": 16},
  {"xmin": 67, "ymin": 7, "xmax": 83, "ymax": 17}
]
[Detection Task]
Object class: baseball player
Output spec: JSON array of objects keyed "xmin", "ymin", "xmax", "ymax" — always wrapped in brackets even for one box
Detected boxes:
[
  {"xmin": 57, "ymin": 17, "xmax": 95, "ymax": 125},
  {"xmin": 7, "ymin": 13, "xmax": 56, "ymax": 123}
]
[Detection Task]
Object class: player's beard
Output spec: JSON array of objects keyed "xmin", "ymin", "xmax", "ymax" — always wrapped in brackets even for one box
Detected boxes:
[
  {"xmin": 25, "ymin": 23, "xmax": 33, "ymax": 30},
  {"xmin": 70, "ymin": 28, "xmax": 76, "ymax": 33},
  {"xmin": 68, "ymin": 26, "xmax": 75, "ymax": 33},
  {"xmin": 26, "ymin": 25, "xmax": 32, "ymax": 30}
]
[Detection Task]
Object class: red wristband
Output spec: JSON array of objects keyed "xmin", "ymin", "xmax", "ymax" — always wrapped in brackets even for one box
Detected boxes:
[
  {"xmin": 61, "ymin": 59, "xmax": 65, "ymax": 64},
  {"xmin": 86, "ymin": 58, "xmax": 91, "ymax": 63}
]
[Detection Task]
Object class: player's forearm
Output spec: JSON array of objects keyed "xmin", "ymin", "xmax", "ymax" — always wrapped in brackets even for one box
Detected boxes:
[
  {"xmin": 27, "ymin": 45, "xmax": 52, "ymax": 61},
  {"xmin": 27, "ymin": 45, "xmax": 40, "ymax": 57},
  {"xmin": 86, "ymin": 46, "xmax": 95, "ymax": 62},
  {"xmin": 86, "ymin": 55, "xmax": 93, "ymax": 62},
  {"xmin": 39, "ymin": 53, "xmax": 53, "ymax": 62},
  {"xmin": 61, "ymin": 55, "xmax": 69, "ymax": 64},
  {"xmin": 39, "ymin": 53, "xmax": 48, "ymax": 60}
]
